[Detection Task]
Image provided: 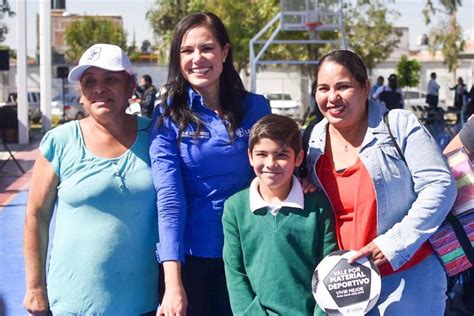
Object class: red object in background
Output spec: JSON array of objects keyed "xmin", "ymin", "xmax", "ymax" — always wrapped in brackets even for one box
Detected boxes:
[{"xmin": 305, "ymin": 21, "xmax": 322, "ymax": 31}]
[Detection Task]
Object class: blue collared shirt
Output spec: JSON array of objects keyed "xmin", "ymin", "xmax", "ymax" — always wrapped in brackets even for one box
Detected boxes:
[{"xmin": 150, "ymin": 87, "xmax": 271, "ymax": 262}]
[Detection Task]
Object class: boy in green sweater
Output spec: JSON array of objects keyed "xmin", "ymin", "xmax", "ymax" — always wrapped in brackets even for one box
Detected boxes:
[{"xmin": 223, "ymin": 114, "xmax": 337, "ymax": 316}]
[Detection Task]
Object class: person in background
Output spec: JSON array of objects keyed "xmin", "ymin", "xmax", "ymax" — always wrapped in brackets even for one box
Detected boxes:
[
  {"xmin": 466, "ymin": 85, "xmax": 474, "ymax": 118},
  {"xmin": 450, "ymin": 77, "xmax": 467, "ymax": 110},
  {"xmin": 443, "ymin": 115, "xmax": 474, "ymax": 315},
  {"xmin": 223, "ymin": 114, "xmax": 337, "ymax": 315},
  {"xmin": 426, "ymin": 72, "xmax": 441, "ymax": 108},
  {"xmin": 23, "ymin": 44, "xmax": 159, "ymax": 315},
  {"xmin": 149, "ymin": 12, "xmax": 271, "ymax": 316},
  {"xmin": 307, "ymin": 50, "xmax": 456, "ymax": 315},
  {"xmin": 371, "ymin": 75, "xmax": 384, "ymax": 98},
  {"xmin": 136, "ymin": 74, "xmax": 157, "ymax": 118},
  {"xmin": 309, "ymin": 79, "xmax": 318, "ymax": 115},
  {"xmin": 450, "ymin": 77, "xmax": 468, "ymax": 123},
  {"xmin": 374, "ymin": 73, "xmax": 404, "ymax": 110},
  {"xmin": 303, "ymin": 80, "xmax": 323, "ymax": 126},
  {"xmin": 444, "ymin": 115, "xmax": 474, "ymax": 155}
]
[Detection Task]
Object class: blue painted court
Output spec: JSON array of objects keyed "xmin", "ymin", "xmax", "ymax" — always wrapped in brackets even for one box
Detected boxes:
[
  {"xmin": 1, "ymin": 187, "xmax": 56, "ymax": 316},
  {"xmin": 0, "ymin": 189, "xmax": 28, "ymax": 316}
]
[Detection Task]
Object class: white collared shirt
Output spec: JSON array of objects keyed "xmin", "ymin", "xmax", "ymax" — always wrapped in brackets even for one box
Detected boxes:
[
  {"xmin": 249, "ymin": 175, "xmax": 304, "ymax": 216},
  {"xmin": 427, "ymin": 79, "xmax": 440, "ymax": 96}
]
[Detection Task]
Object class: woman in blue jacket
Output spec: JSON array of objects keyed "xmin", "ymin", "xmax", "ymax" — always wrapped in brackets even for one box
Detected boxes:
[
  {"xmin": 307, "ymin": 50, "xmax": 456, "ymax": 315},
  {"xmin": 149, "ymin": 12, "xmax": 271, "ymax": 316}
]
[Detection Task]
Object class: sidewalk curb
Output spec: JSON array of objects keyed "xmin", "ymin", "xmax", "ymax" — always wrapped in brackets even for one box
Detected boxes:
[{"xmin": 0, "ymin": 144, "xmax": 39, "ymax": 209}]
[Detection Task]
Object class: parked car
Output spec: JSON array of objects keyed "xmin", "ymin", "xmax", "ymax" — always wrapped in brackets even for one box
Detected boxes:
[
  {"xmin": 265, "ymin": 93, "xmax": 304, "ymax": 121},
  {"xmin": 0, "ymin": 92, "xmax": 42, "ymax": 123},
  {"xmin": 402, "ymin": 89, "xmax": 446, "ymax": 108},
  {"xmin": 51, "ymin": 94, "xmax": 85, "ymax": 121},
  {"xmin": 402, "ymin": 89, "xmax": 428, "ymax": 109},
  {"xmin": 126, "ymin": 95, "xmax": 142, "ymax": 116}
]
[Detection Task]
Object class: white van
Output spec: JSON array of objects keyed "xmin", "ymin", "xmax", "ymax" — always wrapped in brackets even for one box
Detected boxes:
[{"xmin": 0, "ymin": 92, "xmax": 42, "ymax": 123}]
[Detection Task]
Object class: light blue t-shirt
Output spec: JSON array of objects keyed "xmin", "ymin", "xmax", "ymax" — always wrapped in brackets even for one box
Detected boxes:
[{"xmin": 40, "ymin": 116, "xmax": 158, "ymax": 315}]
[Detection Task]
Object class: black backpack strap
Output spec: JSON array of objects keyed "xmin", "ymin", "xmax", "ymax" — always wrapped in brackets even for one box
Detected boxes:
[
  {"xmin": 383, "ymin": 110, "xmax": 407, "ymax": 164},
  {"xmin": 446, "ymin": 213, "xmax": 474, "ymax": 265},
  {"xmin": 384, "ymin": 111, "xmax": 474, "ymax": 268},
  {"xmin": 300, "ymin": 112, "xmax": 405, "ymax": 177},
  {"xmin": 299, "ymin": 119, "xmax": 318, "ymax": 178}
]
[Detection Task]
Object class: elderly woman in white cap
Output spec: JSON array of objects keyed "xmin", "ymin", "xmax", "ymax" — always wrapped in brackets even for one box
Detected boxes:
[{"xmin": 23, "ymin": 44, "xmax": 159, "ymax": 315}]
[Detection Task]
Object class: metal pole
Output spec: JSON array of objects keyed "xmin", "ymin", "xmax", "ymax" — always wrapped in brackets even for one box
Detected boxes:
[
  {"xmin": 249, "ymin": 40, "xmax": 256, "ymax": 92},
  {"xmin": 16, "ymin": 0, "xmax": 28, "ymax": 144},
  {"xmin": 249, "ymin": 12, "xmax": 281, "ymax": 92},
  {"xmin": 339, "ymin": 0, "xmax": 347, "ymax": 49},
  {"xmin": 39, "ymin": 0, "xmax": 52, "ymax": 131},
  {"xmin": 62, "ymin": 78, "xmax": 66, "ymax": 122}
]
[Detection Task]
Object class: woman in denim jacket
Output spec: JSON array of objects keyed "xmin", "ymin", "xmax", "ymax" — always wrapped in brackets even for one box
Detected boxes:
[{"xmin": 307, "ymin": 50, "xmax": 456, "ymax": 315}]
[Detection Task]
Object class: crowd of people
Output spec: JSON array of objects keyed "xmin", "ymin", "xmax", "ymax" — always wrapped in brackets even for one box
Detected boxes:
[
  {"xmin": 370, "ymin": 72, "xmax": 474, "ymax": 121},
  {"xmin": 22, "ymin": 11, "xmax": 468, "ymax": 316}
]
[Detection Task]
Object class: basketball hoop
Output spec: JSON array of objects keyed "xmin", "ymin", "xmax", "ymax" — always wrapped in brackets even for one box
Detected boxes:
[{"xmin": 305, "ymin": 21, "xmax": 322, "ymax": 32}]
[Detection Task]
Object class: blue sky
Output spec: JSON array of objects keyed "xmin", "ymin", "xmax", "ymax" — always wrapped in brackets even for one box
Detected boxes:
[{"xmin": 1, "ymin": 0, "xmax": 473, "ymax": 57}]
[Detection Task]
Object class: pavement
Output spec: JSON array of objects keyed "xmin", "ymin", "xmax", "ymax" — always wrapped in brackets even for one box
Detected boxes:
[
  {"xmin": 0, "ymin": 129, "xmax": 43, "ymax": 316},
  {"xmin": 0, "ymin": 139, "xmax": 41, "ymax": 208}
]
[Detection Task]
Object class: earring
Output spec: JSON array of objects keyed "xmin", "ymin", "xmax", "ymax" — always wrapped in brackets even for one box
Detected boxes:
[{"xmin": 223, "ymin": 59, "xmax": 226, "ymax": 63}]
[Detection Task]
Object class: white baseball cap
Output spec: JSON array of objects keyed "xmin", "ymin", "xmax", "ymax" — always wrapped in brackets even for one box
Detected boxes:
[{"xmin": 68, "ymin": 43, "xmax": 133, "ymax": 83}]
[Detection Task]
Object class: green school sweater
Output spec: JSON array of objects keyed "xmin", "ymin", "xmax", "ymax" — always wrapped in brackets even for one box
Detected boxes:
[{"xmin": 223, "ymin": 189, "xmax": 337, "ymax": 316}]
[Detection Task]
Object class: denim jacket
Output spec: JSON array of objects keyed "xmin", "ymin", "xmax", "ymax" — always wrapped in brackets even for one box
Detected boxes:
[{"xmin": 307, "ymin": 99, "xmax": 456, "ymax": 270}]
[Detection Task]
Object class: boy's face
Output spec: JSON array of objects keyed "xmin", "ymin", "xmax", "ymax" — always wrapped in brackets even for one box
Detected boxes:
[{"xmin": 248, "ymin": 138, "xmax": 304, "ymax": 198}]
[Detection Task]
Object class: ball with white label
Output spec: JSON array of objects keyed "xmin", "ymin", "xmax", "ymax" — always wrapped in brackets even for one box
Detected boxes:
[{"xmin": 312, "ymin": 250, "xmax": 381, "ymax": 315}]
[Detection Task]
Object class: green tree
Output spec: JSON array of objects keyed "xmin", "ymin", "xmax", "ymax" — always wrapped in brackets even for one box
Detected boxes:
[
  {"xmin": 0, "ymin": 44, "xmax": 14, "ymax": 58},
  {"xmin": 146, "ymin": 0, "xmax": 199, "ymax": 39},
  {"xmin": 201, "ymin": 0, "xmax": 280, "ymax": 72},
  {"xmin": 0, "ymin": 0, "xmax": 15, "ymax": 43},
  {"xmin": 396, "ymin": 55, "xmax": 421, "ymax": 89},
  {"xmin": 146, "ymin": 0, "xmax": 202, "ymax": 63},
  {"xmin": 147, "ymin": 0, "xmax": 279, "ymax": 70},
  {"xmin": 147, "ymin": 0, "xmax": 401, "ymax": 74},
  {"xmin": 65, "ymin": 16, "xmax": 127, "ymax": 63},
  {"xmin": 422, "ymin": 0, "xmax": 464, "ymax": 77},
  {"xmin": 127, "ymin": 31, "xmax": 141, "ymax": 62},
  {"xmin": 344, "ymin": 0, "xmax": 401, "ymax": 75}
]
